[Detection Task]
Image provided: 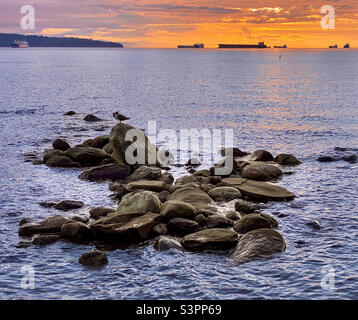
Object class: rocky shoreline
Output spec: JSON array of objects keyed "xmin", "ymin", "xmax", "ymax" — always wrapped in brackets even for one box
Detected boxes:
[{"xmin": 19, "ymin": 113, "xmax": 303, "ymax": 267}]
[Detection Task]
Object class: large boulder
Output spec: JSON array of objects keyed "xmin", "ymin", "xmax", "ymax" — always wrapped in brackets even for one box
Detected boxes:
[
  {"xmin": 61, "ymin": 221, "xmax": 92, "ymax": 242},
  {"xmin": 125, "ymin": 166, "xmax": 162, "ymax": 182},
  {"xmin": 127, "ymin": 180, "xmax": 165, "ymax": 192},
  {"xmin": 181, "ymin": 228, "xmax": 238, "ymax": 250},
  {"xmin": 208, "ymin": 187, "xmax": 242, "ymax": 202},
  {"xmin": 117, "ymin": 191, "xmax": 161, "ymax": 214},
  {"xmin": 83, "ymin": 135, "xmax": 109, "ymax": 149},
  {"xmin": 52, "ymin": 139, "xmax": 70, "ymax": 151},
  {"xmin": 168, "ymin": 187, "xmax": 215, "ymax": 211},
  {"xmin": 79, "ymin": 250, "xmax": 108, "ymax": 267},
  {"xmin": 46, "ymin": 155, "xmax": 80, "ymax": 168},
  {"xmin": 154, "ymin": 236, "xmax": 183, "ymax": 251},
  {"xmin": 241, "ymin": 164, "xmax": 283, "ymax": 181},
  {"xmin": 233, "ymin": 213, "xmax": 278, "ymax": 234},
  {"xmin": 78, "ymin": 164, "xmax": 130, "ymax": 182},
  {"xmin": 274, "ymin": 154, "xmax": 301, "ymax": 166},
  {"xmin": 66, "ymin": 147, "xmax": 107, "ymax": 167},
  {"xmin": 207, "ymin": 215, "xmax": 234, "ymax": 229},
  {"xmin": 221, "ymin": 178, "xmax": 294, "ymax": 201},
  {"xmin": 167, "ymin": 218, "xmax": 199, "ymax": 235},
  {"xmin": 110, "ymin": 123, "xmax": 161, "ymax": 167},
  {"xmin": 91, "ymin": 211, "xmax": 162, "ymax": 241},
  {"xmin": 248, "ymin": 150, "xmax": 274, "ymax": 162},
  {"xmin": 160, "ymin": 200, "xmax": 196, "ymax": 220},
  {"xmin": 230, "ymin": 229, "xmax": 286, "ymax": 264},
  {"xmin": 18, "ymin": 215, "xmax": 67, "ymax": 237}
]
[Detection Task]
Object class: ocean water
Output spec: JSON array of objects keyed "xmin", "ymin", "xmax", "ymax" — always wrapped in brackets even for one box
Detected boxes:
[{"xmin": 0, "ymin": 48, "xmax": 357, "ymax": 300}]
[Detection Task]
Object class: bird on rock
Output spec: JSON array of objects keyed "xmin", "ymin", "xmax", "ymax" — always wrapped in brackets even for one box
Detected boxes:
[{"xmin": 113, "ymin": 112, "xmax": 130, "ymax": 123}]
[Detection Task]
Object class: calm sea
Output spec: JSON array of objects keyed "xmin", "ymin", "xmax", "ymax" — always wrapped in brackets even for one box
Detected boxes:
[{"xmin": 0, "ymin": 48, "xmax": 357, "ymax": 299}]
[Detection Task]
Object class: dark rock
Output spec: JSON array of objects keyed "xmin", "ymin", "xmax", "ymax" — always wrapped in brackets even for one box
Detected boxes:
[
  {"xmin": 83, "ymin": 114, "xmax": 102, "ymax": 122},
  {"xmin": 341, "ymin": 154, "xmax": 357, "ymax": 163},
  {"xmin": 167, "ymin": 218, "xmax": 199, "ymax": 235},
  {"xmin": 201, "ymin": 183, "xmax": 216, "ymax": 193},
  {"xmin": 208, "ymin": 187, "xmax": 242, "ymax": 202},
  {"xmin": 32, "ymin": 160, "xmax": 44, "ymax": 165},
  {"xmin": 194, "ymin": 214, "xmax": 207, "ymax": 226},
  {"xmin": 242, "ymin": 164, "xmax": 283, "ymax": 181},
  {"xmin": 234, "ymin": 199, "xmax": 260, "ymax": 214},
  {"xmin": 125, "ymin": 166, "xmax": 162, "ymax": 183},
  {"xmin": 71, "ymin": 215, "xmax": 89, "ymax": 224},
  {"xmin": 18, "ymin": 215, "xmax": 67, "ymax": 237},
  {"xmin": 153, "ymin": 223, "xmax": 168, "ymax": 235},
  {"xmin": 89, "ymin": 207, "xmax": 116, "ymax": 219},
  {"xmin": 248, "ymin": 150, "xmax": 274, "ymax": 162},
  {"xmin": 317, "ymin": 156, "xmax": 338, "ymax": 162},
  {"xmin": 78, "ymin": 164, "xmax": 130, "ymax": 182},
  {"xmin": 43, "ymin": 149, "xmax": 65, "ymax": 163},
  {"xmin": 225, "ymin": 211, "xmax": 241, "ymax": 221},
  {"xmin": 32, "ymin": 234, "xmax": 60, "ymax": 245},
  {"xmin": 83, "ymin": 135, "xmax": 109, "ymax": 149},
  {"xmin": 193, "ymin": 169, "xmax": 211, "ymax": 177},
  {"xmin": 181, "ymin": 228, "xmax": 238, "ymax": 250},
  {"xmin": 154, "ymin": 236, "xmax": 183, "ymax": 251},
  {"xmin": 66, "ymin": 146, "xmax": 107, "ymax": 167},
  {"xmin": 61, "ymin": 221, "xmax": 93, "ymax": 242},
  {"xmin": 306, "ymin": 220, "xmax": 321, "ymax": 230},
  {"xmin": 157, "ymin": 190, "xmax": 170, "ymax": 203},
  {"xmin": 79, "ymin": 250, "xmax": 108, "ymax": 267},
  {"xmin": 160, "ymin": 172, "xmax": 175, "ymax": 185},
  {"xmin": 168, "ymin": 187, "xmax": 215, "ymax": 211},
  {"xmin": 230, "ymin": 229, "xmax": 286, "ymax": 264},
  {"xmin": 197, "ymin": 208, "xmax": 218, "ymax": 217},
  {"xmin": 64, "ymin": 111, "xmax": 76, "ymax": 116},
  {"xmin": 16, "ymin": 241, "xmax": 32, "ymax": 248},
  {"xmin": 233, "ymin": 213, "xmax": 278, "ymax": 234},
  {"xmin": 175, "ymin": 175, "xmax": 198, "ymax": 185},
  {"xmin": 220, "ymin": 147, "xmax": 249, "ymax": 158},
  {"xmin": 52, "ymin": 139, "xmax": 70, "ymax": 151},
  {"xmin": 160, "ymin": 200, "xmax": 196, "ymax": 220},
  {"xmin": 54, "ymin": 200, "xmax": 84, "ymax": 211},
  {"xmin": 47, "ymin": 155, "xmax": 80, "ymax": 168},
  {"xmin": 127, "ymin": 180, "xmax": 165, "ymax": 192},
  {"xmin": 207, "ymin": 215, "xmax": 234, "ymax": 228},
  {"xmin": 39, "ymin": 201, "xmax": 57, "ymax": 208},
  {"xmin": 274, "ymin": 154, "xmax": 301, "ymax": 166},
  {"xmin": 19, "ymin": 218, "xmax": 32, "ymax": 226},
  {"xmin": 117, "ymin": 191, "xmax": 161, "ymax": 214}
]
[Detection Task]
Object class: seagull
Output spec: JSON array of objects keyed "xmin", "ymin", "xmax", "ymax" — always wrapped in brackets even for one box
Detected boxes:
[{"xmin": 113, "ymin": 112, "xmax": 130, "ymax": 123}]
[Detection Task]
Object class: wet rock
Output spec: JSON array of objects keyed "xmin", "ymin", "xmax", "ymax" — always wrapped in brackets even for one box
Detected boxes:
[
  {"xmin": 61, "ymin": 221, "xmax": 93, "ymax": 242},
  {"xmin": 201, "ymin": 183, "xmax": 216, "ymax": 193},
  {"xmin": 160, "ymin": 172, "xmax": 175, "ymax": 185},
  {"xmin": 207, "ymin": 215, "xmax": 234, "ymax": 229},
  {"xmin": 186, "ymin": 158, "xmax": 201, "ymax": 166},
  {"xmin": 64, "ymin": 111, "xmax": 76, "ymax": 116},
  {"xmin": 32, "ymin": 160, "xmax": 44, "ymax": 165},
  {"xmin": 52, "ymin": 139, "xmax": 70, "ymax": 151},
  {"xmin": 181, "ymin": 228, "xmax": 238, "ymax": 250},
  {"xmin": 16, "ymin": 241, "xmax": 31, "ymax": 248},
  {"xmin": 154, "ymin": 236, "xmax": 183, "ymax": 251},
  {"xmin": 225, "ymin": 211, "xmax": 241, "ymax": 221},
  {"xmin": 208, "ymin": 187, "xmax": 242, "ymax": 202},
  {"xmin": 306, "ymin": 220, "xmax": 321, "ymax": 230},
  {"xmin": 221, "ymin": 178, "xmax": 295, "ymax": 201},
  {"xmin": 160, "ymin": 200, "xmax": 196, "ymax": 220},
  {"xmin": 83, "ymin": 135, "xmax": 109, "ymax": 149},
  {"xmin": 79, "ymin": 250, "xmax": 108, "ymax": 267},
  {"xmin": 167, "ymin": 218, "xmax": 199, "ymax": 235},
  {"xmin": 125, "ymin": 166, "xmax": 162, "ymax": 182},
  {"xmin": 197, "ymin": 208, "xmax": 218, "ymax": 217},
  {"xmin": 71, "ymin": 215, "xmax": 89, "ymax": 224},
  {"xmin": 317, "ymin": 156, "xmax": 338, "ymax": 162},
  {"xmin": 242, "ymin": 164, "xmax": 283, "ymax": 181},
  {"xmin": 39, "ymin": 201, "xmax": 57, "ymax": 208},
  {"xmin": 341, "ymin": 154, "xmax": 357, "ymax": 163},
  {"xmin": 117, "ymin": 191, "xmax": 161, "ymax": 214},
  {"xmin": 108, "ymin": 183, "xmax": 127, "ymax": 199},
  {"xmin": 78, "ymin": 164, "xmax": 130, "ymax": 182},
  {"xmin": 54, "ymin": 200, "xmax": 84, "ymax": 211},
  {"xmin": 18, "ymin": 215, "xmax": 67, "ymax": 237},
  {"xmin": 157, "ymin": 190, "xmax": 170, "ymax": 203},
  {"xmin": 43, "ymin": 149, "xmax": 65, "ymax": 163},
  {"xmin": 220, "ymin": 147, "xmax": 249, "ymax": 158},
  {"xmin": 274, "ymin": 154, "xmax": 301, "ymax": 166},
  {"xmin": 127, "ymin": 180, "xmax": 165, "ymax": 192},
  {"xmin": 66, "ymin": 146, "xmax": 107, "ymax": 167},
  {"xmin": 171, "ymin": 182, "xmax": 201, "ymax": 192},
  {"xmin": 153, "ymin": 223, "xmax": 168, "ymax": 235},
  {"xmin": 168, "ymin": 187, "xmax": 215, "ymax": 211},
  {"xmin": 91, "ymin": 211, "xmax": 162, "ymax": 241},
  {"xmin": 193, "ymin": 169, "xmax": 211, "ymax": 177},
  {"xmin": 110, "ymin": 123, "xmax": 161, "ymax": 167},
  {"xmin": 194, "ymin": 214, "xmax": 207, "ymax": 226},
  {"xmin": 234, "ymin": 199, "xmax": 260, "ymax": 214},
  {"xmin": 233, "ymin": 213, "xmax": 278, "ymax": 234},
  {"xmin": 230, "ymin": 229, "xmax": 286, "ymax": 264},
  {"xmin": 47, "ymin": 155, "xmax": 80, "ymax": 168},
  {"xmin": 32, "ymin": 234, "xmax": 60, "ymax": 245},
  {"xmin": 19, "ymin": 218, "xmax": 32, "ymax": 226},
  {"xmin": 248, "ymin": 150, "xmax": 274, "ymax": 162},
  {"xmin": 103, "ymin": 142, "xmax": 113, "ymax": 154},
  {"xmin": 175, "ymin": 175, "xmax": 198, "ymax": 185},
  {"xmin": 83, "ymin": 114, "xmax": 102, "ymax": 122},
  {"xmin": 89, "ymin": 207, "xmax": 116, "ymax": 219}
]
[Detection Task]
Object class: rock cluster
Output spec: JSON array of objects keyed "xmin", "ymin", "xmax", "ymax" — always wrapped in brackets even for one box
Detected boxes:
[{"xmin": 20, "ymin": 121, "xmax": 303, "ymax": 266}]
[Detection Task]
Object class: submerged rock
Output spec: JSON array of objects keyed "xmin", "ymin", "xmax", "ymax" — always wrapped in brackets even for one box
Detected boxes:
[
  {"xmin": 248, "ymin": 150, "xmax": 274, "ymax": 162},
  {"xmin": 341, "ymin": 154, "xmax": 357, "ymax": 163},
  {"xmin": 18, "ymin": 215, "xmax": 67, "ymax": 237},
  {"xmin": 117, "ymin": 191, "xmax": 161, "ymax": 214},
  {"xmin": 83, "ymin": 135, "xmax": 109, "ymax": 149},
  {"xmin": 31, "ymin": 234, "xmax": 60, "ymax": 245},
  {"xmin": 64, "ymin": 111, "xmax": 76, "ymax": 116},
  {"xmin": 168, "ymin": 187, "xmax": 215, "ymax": 211},
  {"xmin": 241, "ymin": 164, "xmax": 283, "ymax": 181},
  {"xmin": 91, "ymin": 211, "xmax": 162, "ymax": 241},
  {"xmin": 208, "ymin": 186, "xmax": 242, "ymax": 202},
  {"xmin": 79, "ymin": 250, "xmax": 108, "ymax": 267},
  {"xmin": 54, "ymin": 200, "xmax": 84, "ymax": 211},
  {"xmin": 230, "ymin": 229, "xmax": 286, "ymax": 264},
  {"xmin": 154, "ymin": 236, "xmax": 183, "ymax": 251},
  {"xmin": 220, "ymin": 147, "xmax": 249, "ymax": 158},
  {"xmin": 160, "ymin": 200, "xmax": 196, "ymax": 220},
  {"xmin": 274, "ymin": 154, "xmax": 301, "ymax": 166},
  {"xmin": 181, "ymin": 228, "xmax": 238, "ymax": 250},
  {"xmin": 317, "ymin": 156, "xmax": 338, "ymax": 162},
  {"xmin": 78, "ymin": 164, "xmax": 130, "ymax": 182},
  {"xmin": 83, "ymin": 114, "xmax": 102, "ymax": 122},
  {"xmin": 233, "ymin": 213, "xmax": 278, "ymax": 234}
]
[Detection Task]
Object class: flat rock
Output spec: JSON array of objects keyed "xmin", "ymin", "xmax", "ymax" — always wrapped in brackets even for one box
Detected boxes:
[
  {"xmin": 207, "ymin": 215, "xmax": 234, "ymax": 229},
  {"xmin": 54, "ymin": 200, "xmax": 84, "ymax": 211},
  {"xmin": 18, "ymin": 215, "xmax": 67, "ymax": 237},
  {"xmin": 79, "ymin": 250, "xmax": 108, "ymax": 267},
  {"xmin": 125, "ymin": 166, "xmax": 162, "ymax": 182},
  {"xmin": 66, "ymin": 146, "xmax": 107, "ymax": 167},
  {"xmin": 241, "ymin": 164, "xmax": 283, "ymax": 181},
  {"xmin": 154, "ymin": 236, "xmax": 183, "ymax": 251},
  {"xmin": 230, "ymin": 229, "xmax": 286, "ymax": 264},
  {"xmin": 160, "ymin": 200, "xmax": 197, "ymax": 220},
  {"xmin": 89, "ymin": 207, "xmax": 116, "ymax": 219},
  {"xmin": 127, "ymin": 180, "xmax": 165, "ymax": 192},
  {"xmin": 78, "ymin": 164, "xmax": 130, "ymax": 182},
  {"xmin": 181, "ymin": 228, "xmax": 238, "ymax": 250},
  {"xmin": 117, "ymin": 191, "xmax": 161, "ymax": 214},
  {"xmin": 208, "ymin": 186, "xmax": 242, "ymax": 202},
  {"xmin": 168, "ymin": 187, "xmax": 215, "ymax": 211}
]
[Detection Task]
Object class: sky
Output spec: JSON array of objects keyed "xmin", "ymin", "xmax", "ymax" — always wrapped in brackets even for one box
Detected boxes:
[{"xmin": 0, "ymin": 0, "xmax": 357, "ymax": 48}]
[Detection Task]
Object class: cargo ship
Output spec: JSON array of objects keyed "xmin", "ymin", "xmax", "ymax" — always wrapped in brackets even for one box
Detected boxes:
[
  {"xmin": 329, "ymin": 44, "xmax": 338, "ymax": 48},
  {"xmin": 274, "ymin": 44, "xmax": 287, "ymax": 48},
  {"xmin": 11, "ymin": 40, "xmax": 29, "ymax": 48},
  {"xmin": 218, "ymin": 41, "xmax": 268, "ymax": 49},
  {"xmin": 344, "ymin": 43, "xmax": 350, "ymax": 48},
  {"xmin": 178, "ymin": 43, "xmax": 204, "ymax": 48}
]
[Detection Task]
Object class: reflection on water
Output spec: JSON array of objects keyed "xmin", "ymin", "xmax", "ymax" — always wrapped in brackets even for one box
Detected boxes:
[{"xmin": 0, "ymin": 48, "xmax": 357, "ymax": 299}]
